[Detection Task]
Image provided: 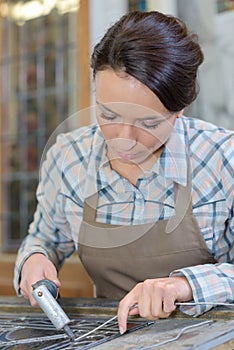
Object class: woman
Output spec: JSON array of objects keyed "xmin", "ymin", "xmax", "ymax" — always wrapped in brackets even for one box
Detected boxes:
[{"xmin": 14, "ymin": 11, "xmax": 234, "ymax": 335}]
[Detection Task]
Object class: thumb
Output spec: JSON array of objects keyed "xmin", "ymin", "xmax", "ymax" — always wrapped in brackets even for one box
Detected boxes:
[
  {"xmin": 129, "ymin": 306, "xmax": 139, "ymax": 316},
  {"xmin": 44, "ymin": 268, "xmax": 61, "ymax": 288},
  {"xmin": 49, "ymin": 277, "xmax": 61, "ymax": 289}
]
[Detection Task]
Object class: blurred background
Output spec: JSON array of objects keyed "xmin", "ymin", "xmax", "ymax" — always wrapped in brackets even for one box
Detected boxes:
[{"xmin": 0, "ymin": 0, "xmax": 233, "ymax": 296}]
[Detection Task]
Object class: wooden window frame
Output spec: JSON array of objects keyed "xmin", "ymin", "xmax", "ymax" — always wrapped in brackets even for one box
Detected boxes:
[{"xmin": 0, "ymin": 0, "xmax": 92, "ymax": 297}]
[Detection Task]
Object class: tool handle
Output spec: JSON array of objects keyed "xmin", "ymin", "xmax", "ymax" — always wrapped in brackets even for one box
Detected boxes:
[
  {"xmin": 32, "ymin": 280, "xmax": 71, "ymax": 331},
  {"xmin": 32, "ymin": 279, "xmax": 58, "ymax": 299}
]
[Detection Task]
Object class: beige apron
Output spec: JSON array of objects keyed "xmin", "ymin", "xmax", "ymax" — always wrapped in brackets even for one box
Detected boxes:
[{"xmin": 78, "ymin": 165, "xmax": 216, "ymax": 299}]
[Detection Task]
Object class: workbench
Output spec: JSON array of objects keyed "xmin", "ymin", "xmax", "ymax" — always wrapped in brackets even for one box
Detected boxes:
[{"xmin": 0, "ymin": 296, "xmax": 233, "ymax": 349}]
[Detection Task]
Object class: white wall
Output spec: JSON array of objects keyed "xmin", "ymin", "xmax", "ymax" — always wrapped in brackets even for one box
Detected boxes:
[
  {"xmin": 147, "ymin": 0, "xmax": 177, "ymax": 15},
  {"xmin": 89, "ymin": 0, "xmax": 128, "ymax": 116},
  {"xmin": 89, "ymin": 0, "xmax": 128, "ymax": 53},
  {"xmin": 177, "ymin": 0, "xmax": 234, "ymax": 129}
]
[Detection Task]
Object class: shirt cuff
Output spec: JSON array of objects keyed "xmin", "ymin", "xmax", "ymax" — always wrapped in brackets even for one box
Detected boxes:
[
  {"xmin": 170, "ymin": 265, "xmax": 217, "ymax": 316},
  {"xmin": 14, "ymin": 249, "xmax": 49, "ymax": 296}
]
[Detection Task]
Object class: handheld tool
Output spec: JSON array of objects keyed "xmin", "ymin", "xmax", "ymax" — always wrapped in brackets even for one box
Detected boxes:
[{"xmin": 32, "ymin": 279, "xmax": 75, "ymax": 341}]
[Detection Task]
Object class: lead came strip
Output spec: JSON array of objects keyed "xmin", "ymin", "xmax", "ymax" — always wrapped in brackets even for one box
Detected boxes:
[
  {"xmin": 137, "ymin": 320, "xmax": 214, "ymax": 350},
  {"xmin": 0, "ymin": 314, "xmax": 151, "ymax": 349}
]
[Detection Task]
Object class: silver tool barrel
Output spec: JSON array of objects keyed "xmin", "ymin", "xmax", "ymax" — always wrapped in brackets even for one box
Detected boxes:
[{"xmin": 32, "ymin": 284, "xmax": 71, "ymax": 331}]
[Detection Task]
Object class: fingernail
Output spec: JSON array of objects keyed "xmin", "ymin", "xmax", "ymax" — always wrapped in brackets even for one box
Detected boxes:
[{"xmin": 119, "ymin": 326, "xmax": 124, "ymax": 335}]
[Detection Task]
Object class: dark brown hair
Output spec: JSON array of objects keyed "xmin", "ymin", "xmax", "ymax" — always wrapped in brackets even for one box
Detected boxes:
[{"xmin": 91, "ymin": 11, "xmax": 204, "ymax": 112}]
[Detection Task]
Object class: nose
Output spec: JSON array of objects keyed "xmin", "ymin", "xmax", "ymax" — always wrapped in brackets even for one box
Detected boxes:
[{"xmin": 117, "ymin": 124, "xmax": 137, "ymax": 150}]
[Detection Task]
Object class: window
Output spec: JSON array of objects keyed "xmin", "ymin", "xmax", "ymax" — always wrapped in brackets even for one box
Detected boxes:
[
  {"xmin": 217, "ymin": 0, "xmax": 234, "ymax": 13},
  {"xmin": 0, "ymin": 0, "xmax": 90, "ymax": 252},
  {"xmin": 129, "ymin": 0, "xmax": 146, "ymax": 11}
]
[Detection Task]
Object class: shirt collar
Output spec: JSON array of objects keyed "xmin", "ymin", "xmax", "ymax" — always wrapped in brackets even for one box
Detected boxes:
[
  {"xmin": 150, "ymin": 117, "xmax": 188, "ymax": 186},
  {"xmin": 83, "ymin": 127, "xmax": 121, "ymax": 197}
]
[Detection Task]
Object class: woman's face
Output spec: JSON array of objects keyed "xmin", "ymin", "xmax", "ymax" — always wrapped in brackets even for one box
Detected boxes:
[{"xmin": 95, "ymin": 69, "xmax": 181, "ymax": 165}]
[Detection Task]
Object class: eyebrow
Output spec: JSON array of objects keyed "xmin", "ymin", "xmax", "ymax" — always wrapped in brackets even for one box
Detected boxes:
[
  {"xmin": 96, "ymin": 101, "xmax": 169, "ymax": 121},
  {"xmin": 97, "ymin": 101, "xmax": 121, "ymax": 117}
]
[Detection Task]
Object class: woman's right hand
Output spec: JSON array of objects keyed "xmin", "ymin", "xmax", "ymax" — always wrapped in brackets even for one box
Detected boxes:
[{"xmin": 19, "ymin": 253, "xmax": 61, "ymax": 306}]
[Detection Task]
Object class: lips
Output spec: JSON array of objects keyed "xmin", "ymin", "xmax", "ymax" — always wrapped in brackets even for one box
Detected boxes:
[{"xmin": 117, "ymin": 151, "xmax": 138, "ymax": 160}]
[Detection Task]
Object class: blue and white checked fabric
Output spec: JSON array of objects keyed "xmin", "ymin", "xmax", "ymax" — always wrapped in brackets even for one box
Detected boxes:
[{"xmin": 14, "ymin": 116, "xmax": 234, "ymax": 316}]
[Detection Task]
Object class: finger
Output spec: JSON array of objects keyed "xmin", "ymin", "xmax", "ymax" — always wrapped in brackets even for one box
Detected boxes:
[
  {"xmin": 151, "ymin": 292, "xmax": 175, "ymax": 318},
  {"xmin": 117, "ymin": 302, "xmax": 132, "ymax": 334},
  {"xmin": 20, "ymin": 282, "xmax": 38, "ymax": 306},
  {"xmin": 27, "ymin": 281, "xmax": 39, "ymax": 306},
  {"xmin": 150, "ymin": 287, "xmax": 164, "ymax": 318},
  {"xmin": 163, "ymin": 297, "xmax": 177, "ymax": 314},
  {"xmin": 44, "ymin": 276, "xmax": 61, "ymax": 289},
  {"xmin": 138, "ymin": 281, "xmax": 155, "ymax": 319},
  {"xmin": 24, "ymin": 276, "xmax": 44, "ymax": 305},
  {"xmin": 117, "ymin": 291, "xmax": 140, "ymax": 334},
  {"xmin": 44, "ymin": 267, "xmax": 61, "ymax": 288},
  {"xmin": 20, "ymin": 280, "xmax": 35, "ymax": 299},
  {"xmin": 128, "ymin": 304, "xmax": 139, "ymax": 316},
  {"xmin": 29, "ymin": 294, "xmax": 39, "ymax": 307},
  {"xmin": 20, "ymin": 290, "xmax": 29, "ymax": 300},
  {"xmin": 19, "ymin": 285, "xmax": 27, "ymax": 297}
]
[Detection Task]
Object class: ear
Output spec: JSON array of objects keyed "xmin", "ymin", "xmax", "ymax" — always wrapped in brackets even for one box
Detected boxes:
[{"xmin": 176, "ymin": 109, "xmax": 184, "ymax": 118}]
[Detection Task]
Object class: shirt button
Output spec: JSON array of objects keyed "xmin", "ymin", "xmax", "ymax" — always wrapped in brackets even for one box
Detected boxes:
[{"xmin": 135, "ymin": 193, "xmax": 142, "ymax": 200}]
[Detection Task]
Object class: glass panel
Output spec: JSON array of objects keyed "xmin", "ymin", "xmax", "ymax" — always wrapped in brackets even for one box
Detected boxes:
[
  {"xmin": 129, "ymin": 0, "xmax": 146, "ymax": 11},
  {"xmin": 0, "ymin": 1, "xmax": 79, "ymax": 252},
  {"xmin": 217, "ymin": 0, "xmax": 234, "ymax": 13}
]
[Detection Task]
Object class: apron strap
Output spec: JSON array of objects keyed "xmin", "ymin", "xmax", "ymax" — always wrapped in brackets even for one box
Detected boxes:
[
  {"xmin": 83, "ymin": 192, "xmax": 99, "ymax": 222},
  {"xmin": 166, "ymin": 157, "xmax": 192, "ymax": 233}
]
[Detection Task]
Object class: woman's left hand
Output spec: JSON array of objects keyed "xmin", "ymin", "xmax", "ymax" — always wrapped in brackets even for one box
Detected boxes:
[{"xmin": 117, "ymin": 276, "xmax": 193, "ymax": 334}]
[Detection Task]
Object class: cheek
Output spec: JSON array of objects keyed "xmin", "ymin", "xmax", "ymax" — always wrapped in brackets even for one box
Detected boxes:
[
  {"xmin": 137, "ymin": 128, "xmax": 163, "ymax": 148},
  {"xmin": 138, "ymin": 134, "xmax": 157, "ymax": 148},
  {"xmin": 138, "ymin": 125, "xmax": 172, "ymax": 149},
  {"xmin": 100, "ymin": 124, "xmax": 117, "ymax": 140}
]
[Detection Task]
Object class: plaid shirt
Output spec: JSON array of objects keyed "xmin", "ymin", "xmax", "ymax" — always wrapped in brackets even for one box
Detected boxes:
[{"xmin": 14, "ymin": 116, "xmax": 234, "ymax": 316}]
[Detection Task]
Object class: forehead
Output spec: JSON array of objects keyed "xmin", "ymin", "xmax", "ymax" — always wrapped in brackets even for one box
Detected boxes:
[{"xmin": 95, "ymin": 69, "xmax": 169, "ymax": 116}]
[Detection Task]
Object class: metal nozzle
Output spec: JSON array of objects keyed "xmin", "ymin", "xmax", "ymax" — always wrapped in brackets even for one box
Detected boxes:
[{"xmin": 64, "ymin": 324, "xmax": 76, "ymax": 341}]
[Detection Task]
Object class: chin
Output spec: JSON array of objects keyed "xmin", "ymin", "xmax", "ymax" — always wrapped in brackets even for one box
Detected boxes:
[{"xmin": 121, "ymin": 154, "xmax": 150, "ymax": 165}]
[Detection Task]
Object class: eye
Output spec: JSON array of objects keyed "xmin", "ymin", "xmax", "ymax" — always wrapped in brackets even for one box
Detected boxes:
[
  {"xmin": 140, "ymin": 120, "xmax": 163, "ymax": 129},
  {"xmin": 100, "ymin": 113, "xmax": 120, "ymax": 122}
]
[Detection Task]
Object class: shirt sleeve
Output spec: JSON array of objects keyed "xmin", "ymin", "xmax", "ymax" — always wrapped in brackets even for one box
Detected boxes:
[
  {"xmin": 170, "ymin": 262, "xmax": 234, "ymax": 316},
  {"xmin": 14, "ymin": 134, "xmax": 76, "ymax": 295},
  {"xmin": 170, "ymin": 134, "xmax": 234, "ymax": 316}
]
